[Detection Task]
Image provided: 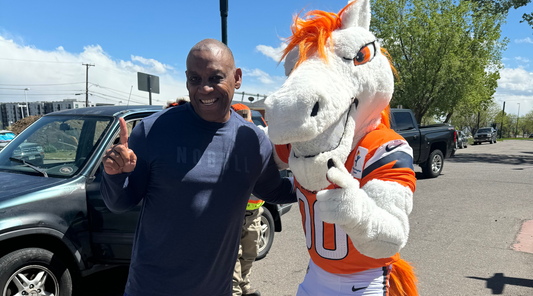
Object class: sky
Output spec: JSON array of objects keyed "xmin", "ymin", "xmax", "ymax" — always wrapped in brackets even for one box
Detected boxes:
[{"xmin": 0, "ymin": 0, "xmax": 532, "ymax": 116}]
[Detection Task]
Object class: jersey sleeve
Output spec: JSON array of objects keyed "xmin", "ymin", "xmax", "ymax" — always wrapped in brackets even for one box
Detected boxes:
[{"xmin": 359, "ymin": 132, "xmax": 416, "ymax": 192}]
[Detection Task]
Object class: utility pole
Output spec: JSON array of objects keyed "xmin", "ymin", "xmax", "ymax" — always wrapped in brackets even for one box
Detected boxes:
[
  {"xmin": 82, "ymin": 63, "xmax": 95, "ymax": 107},
  {"xmin": 220, "ymin": 0, "xmax": 228, "ymax": 45},
  {"xmin": 516, "ymin": 103, "xmax": 520, "ymax": 138},
  {"xmin": 499, "ymin": 101, "xmax": 505, "ymax": 139}
]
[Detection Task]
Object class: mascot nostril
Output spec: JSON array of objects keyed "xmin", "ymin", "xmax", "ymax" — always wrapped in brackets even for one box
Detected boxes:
[
  {"xmin": 353, "ymin": 98, "xmax": 359, "ymax": 109},
  {"xmin": 327, "ymin": 159, "xmax": 335, "ymax": 169},
  {"xmin": 310, "ymin": 102, "xmax": 319, "ymax": 117}
]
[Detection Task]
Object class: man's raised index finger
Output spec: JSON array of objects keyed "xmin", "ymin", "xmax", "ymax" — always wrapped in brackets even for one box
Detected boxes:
[{"xmin": 119, "ymin": 117, "xmax": 129, "ymax": 147}]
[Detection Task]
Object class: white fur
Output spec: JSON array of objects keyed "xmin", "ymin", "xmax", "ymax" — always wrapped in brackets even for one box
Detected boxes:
[
  {"xmin": 266, "ymin": 0, "xmax": 408, "ymax": 259},
  {"xmin": 265, "ymin": 0, "xmax": 393, "ymax": 191},
  {"xmin": 316, "ymin": 161, "xmax": 413, "ymax": 258}
]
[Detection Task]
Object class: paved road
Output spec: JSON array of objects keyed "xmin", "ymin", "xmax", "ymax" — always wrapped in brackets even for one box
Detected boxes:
[{"xmin": 78, "ymin": 139, "xmax": 533, "ymax": 296}]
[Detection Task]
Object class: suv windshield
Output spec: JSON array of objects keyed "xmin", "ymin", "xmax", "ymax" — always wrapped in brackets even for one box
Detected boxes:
[
  {"xmin": 0, "ymin": 115, "xmax": 112, "ymax": 178},
  {"xmin": 477, "ymin": 128, "xmax": 491, "ymax": 133}
]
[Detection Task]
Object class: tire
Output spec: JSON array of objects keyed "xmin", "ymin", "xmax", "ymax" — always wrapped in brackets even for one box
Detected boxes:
[
  {"xmin": 256, "ymin": 207, "xmax": 275, "ymax": 260},
  {"xmin": 0, "ymin": 248, "xmax": 72, "ymax": 296},
  {"xmin": 421, "ymin": 149, "xmax": 444, "ymax": 178}
]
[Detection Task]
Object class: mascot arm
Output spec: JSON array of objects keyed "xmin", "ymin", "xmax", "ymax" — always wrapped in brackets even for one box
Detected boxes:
[{"xmin": 316, "ymin": 158, "xmax": 413, "ymax": 259}]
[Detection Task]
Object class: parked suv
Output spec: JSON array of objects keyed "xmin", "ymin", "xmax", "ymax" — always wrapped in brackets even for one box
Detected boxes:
[
  {"xmin": 0, "ymin": 105, "xmax": 291, "ymax": 296},
  {"xmin": 474, "ymin": 127, "xmax": 497, "ymax": 144}
]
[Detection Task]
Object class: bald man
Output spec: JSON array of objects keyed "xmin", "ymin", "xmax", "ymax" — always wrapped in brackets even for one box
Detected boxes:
[{"xmin": 100, "ymin": 39, "xmax": 296, "ymax": 296}]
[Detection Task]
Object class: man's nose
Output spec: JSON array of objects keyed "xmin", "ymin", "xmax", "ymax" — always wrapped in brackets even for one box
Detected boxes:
[{"xmin": 198, "ymin": 82, "xmax": 214, "ymax": 93}]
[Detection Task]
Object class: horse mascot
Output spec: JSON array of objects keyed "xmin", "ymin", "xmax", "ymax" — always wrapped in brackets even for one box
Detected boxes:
[{"xmin": 265, "ymin": 0, "xmax": 418, "ymax": 295}]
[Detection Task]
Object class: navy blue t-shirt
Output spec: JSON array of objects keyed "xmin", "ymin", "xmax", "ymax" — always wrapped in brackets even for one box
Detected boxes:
[{"xmin": 101, "ymin": 103, "xmax": 295, "ymax": 296}]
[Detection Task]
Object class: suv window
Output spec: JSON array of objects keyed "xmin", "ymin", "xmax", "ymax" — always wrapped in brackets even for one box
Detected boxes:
[
  {"xmin": 392, "ymin": 112, "xmax": 415, "ymax": 131},
  {"xmin": 0, "ymin": 115, "xmax": 112, "ymax": 177}
]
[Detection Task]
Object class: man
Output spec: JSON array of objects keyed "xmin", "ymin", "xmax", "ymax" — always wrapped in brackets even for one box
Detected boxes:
[
  {"xmin": 231, "ymin": 103, "xmax": 263, "ymax": 296},
  {"xmin": 100, "ymin": 38, "xmax": 296, "ymax": 296}
]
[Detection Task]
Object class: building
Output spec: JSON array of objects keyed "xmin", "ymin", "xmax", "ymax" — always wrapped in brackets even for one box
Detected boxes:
[{"xmin": 0, "ymin": 99, "xmax": 90, "ymax": 129}]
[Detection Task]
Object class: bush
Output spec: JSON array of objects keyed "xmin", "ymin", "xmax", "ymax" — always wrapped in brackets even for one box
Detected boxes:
[{"xmin": 44, "ymin": 145, "xmax": 57, "ymax": 153}]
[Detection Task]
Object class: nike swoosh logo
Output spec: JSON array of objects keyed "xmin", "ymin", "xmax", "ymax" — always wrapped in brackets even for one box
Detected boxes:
[
  {"xmin": 352, "ymin": 286, "xmax": 367, "ymax": 292},
  {"xmin": 385, "ymin": 142, "xmax": 404, "ymax": 152}
]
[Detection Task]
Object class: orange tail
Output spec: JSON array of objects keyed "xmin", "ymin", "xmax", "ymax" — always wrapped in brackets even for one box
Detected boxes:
[{"xmin": 389, "ymin": 259, "xmax": 419, "ymax": 296}]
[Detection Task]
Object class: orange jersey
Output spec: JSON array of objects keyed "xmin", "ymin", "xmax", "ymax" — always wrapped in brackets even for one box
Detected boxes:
[{"xmin": 276, "ymin": 124, "xmax": 416, "ymax": 274}]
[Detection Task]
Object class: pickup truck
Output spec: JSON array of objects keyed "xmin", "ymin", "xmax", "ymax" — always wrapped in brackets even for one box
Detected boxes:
[
  {"xmin": 389, "ymin": 108, "xmax": 456, "ymax": 178},
  {"xmin": 0, "ymin": 105, "xmax": 291, "ymax": 296}
]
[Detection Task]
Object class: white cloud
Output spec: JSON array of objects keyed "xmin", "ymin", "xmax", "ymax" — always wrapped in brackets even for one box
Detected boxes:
[
  {"xmin": 495, "ymin": 67, "xmax": 533, "ymax": 115},
  {"xmin": 515, "ymin": 37, "xmax": 533, "ymax": 44},
  {"xmin": 242, "ymin": 68, "xmax": 276, "ymax": 84},
  {"xmin": 515, "ymin": 56, "xmax": 530, "ymax": 63},
  {"xmin": 131, "ymin": 55, "xmax": 174, "ymax": 74},
  {"xmin": 0, "ymin": 35, "xmax": 187, "ymax": 106},
  {"xmin": 256, "ymin": 43, "xmax": 287, "ymax": 62}
]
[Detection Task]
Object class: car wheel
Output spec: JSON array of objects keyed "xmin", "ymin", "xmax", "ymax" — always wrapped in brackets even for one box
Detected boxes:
[
  {"xmin": 256, "ymin": 207, "xmax": 275, "ymax": 260},
  {"xmin": 422, "ymin": 149, "xmax": 444, "ymax": 178},
  {"xmin": 0, "ymin": 248, "xmax": 73, "ymax": 296}
]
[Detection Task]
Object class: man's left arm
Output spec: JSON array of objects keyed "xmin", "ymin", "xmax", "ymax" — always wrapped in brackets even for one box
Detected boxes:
[{"xmin": 251, "ymin": 134, "xmax": 296, "ymax": 204}]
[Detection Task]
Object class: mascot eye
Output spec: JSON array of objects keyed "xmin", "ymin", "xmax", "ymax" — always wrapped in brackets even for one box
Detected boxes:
[{"xmin": 353, "ymin": 42, "xmax": 376, "ymax": 66}]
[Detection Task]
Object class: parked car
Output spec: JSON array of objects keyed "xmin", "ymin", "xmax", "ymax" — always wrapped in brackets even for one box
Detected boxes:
[
  {"xmin": 389, "ymin": 108, "xmax": 456, "ymax": 178},
  {"xmin": 456, "ymin": 131, "xmax": 468, "ymax": 149},
  {"xmin": 529, "ymin": 134, "xmax": 533, "ymax": 138},
  {"xmin": 11, "ymin": 142, "xmax": 46, "ymax": 166},
  {"xmin": 0, "ymin": 105, "xmax": 291, "ymax": 295},
  {"xmin": 474, "ymin": 127, "xmax": 497, "ymax": 144},
  {"xmin": 0, "ymin": 130, "xmax": 15, "ymax": 151}
]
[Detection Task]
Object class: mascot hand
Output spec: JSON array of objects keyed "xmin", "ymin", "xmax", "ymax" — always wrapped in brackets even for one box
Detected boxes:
[{"xmin": 316, "ymin": 158, "xmax": 363, "ymax": 226}]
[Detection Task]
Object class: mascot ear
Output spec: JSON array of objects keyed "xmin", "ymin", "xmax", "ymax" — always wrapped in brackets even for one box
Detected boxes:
[
  {"xmin": 341, "ymin": 0, "xmax": 371, "ymax": 31},
  {"xmin": 284, "ymin": 47, "xmax": 300, "ymax": 77}
]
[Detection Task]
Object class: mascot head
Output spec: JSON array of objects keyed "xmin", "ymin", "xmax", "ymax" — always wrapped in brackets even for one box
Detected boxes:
[{"xmin": 265, "ymin": 0, "xmax": 396, "ymax": 191}]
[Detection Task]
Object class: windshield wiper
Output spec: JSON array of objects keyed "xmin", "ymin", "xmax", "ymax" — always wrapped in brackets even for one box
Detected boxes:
[{"xmin": 9, "ymin": 157, "xmax": 48, "ymax": 177}]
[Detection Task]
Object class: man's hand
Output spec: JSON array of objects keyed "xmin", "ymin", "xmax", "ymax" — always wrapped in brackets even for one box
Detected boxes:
[{"xmin": 103, "ymin": 118, "xmax": 137, "ymax": 175}]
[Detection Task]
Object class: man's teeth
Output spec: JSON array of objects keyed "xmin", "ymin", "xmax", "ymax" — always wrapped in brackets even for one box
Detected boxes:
[{"xmin": 201, "ymin": 99, "xmax": 217, "ymax": 105}]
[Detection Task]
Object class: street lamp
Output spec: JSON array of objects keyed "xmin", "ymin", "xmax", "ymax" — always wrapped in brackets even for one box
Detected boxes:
[
  {"xmin": 23, "ymin": 88, "xmax": 30, "ymax": 117},
  {"xmin": 516, "ymin": 103, "xmax": 520, "ymax": 138}
]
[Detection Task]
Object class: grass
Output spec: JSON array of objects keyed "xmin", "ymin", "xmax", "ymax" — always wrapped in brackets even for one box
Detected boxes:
[
  {"xmin": 498, "ymin": 138, "xmax": 533, "ymax": 141},
  {"xmin": 44, "ymin": 150, "xmax": 75, "ymax": 160}
]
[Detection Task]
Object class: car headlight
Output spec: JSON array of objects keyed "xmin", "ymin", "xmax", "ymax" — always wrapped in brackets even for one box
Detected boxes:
[{"xmin": 37, "ymin": 146, "xmax": 43, "ymax": 152}]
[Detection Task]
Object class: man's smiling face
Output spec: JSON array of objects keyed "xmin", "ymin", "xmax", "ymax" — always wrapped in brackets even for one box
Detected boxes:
[{"xmin": 186, "ymin": 46, "xmax": 242, "ymax": 123}]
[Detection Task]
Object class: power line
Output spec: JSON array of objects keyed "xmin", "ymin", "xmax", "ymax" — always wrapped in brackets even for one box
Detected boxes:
[
  {"xmin": 0, "ymin": 57, "xmax": 81, "ymax": 64},
  {"xmin": 0, "ymin": 82, "xmax": 85, "ymax": 86}
]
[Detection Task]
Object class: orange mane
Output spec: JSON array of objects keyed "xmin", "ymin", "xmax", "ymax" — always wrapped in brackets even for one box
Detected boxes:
[
  {"xmin": 280, "ymin": 0, "xmax": 398, "ymax": 81},
  {"xmin": 280, "ymin": 2, "xmax": 356, "ymax": 68}
]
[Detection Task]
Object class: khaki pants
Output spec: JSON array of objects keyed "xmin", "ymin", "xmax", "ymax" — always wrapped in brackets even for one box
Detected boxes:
[{"xmin": 233, "ymin": 207, "xmax": 263, "ymax": 296}]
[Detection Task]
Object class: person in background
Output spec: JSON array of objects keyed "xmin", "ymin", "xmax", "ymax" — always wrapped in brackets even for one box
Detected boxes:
[
  {"xmin": 231, "ymin": 103, "xmax": 263, "ymax": 296},
  {"xmin": 165, "ymin": 96, "xmax": 190, "ymax": 109},
  {"xmin": 100, "ymin": 38, "xmax": 296, "ymax": 296}
]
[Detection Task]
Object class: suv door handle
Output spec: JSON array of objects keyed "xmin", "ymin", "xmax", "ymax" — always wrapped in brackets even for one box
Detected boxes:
[{"xmin": 413, "ymin": 135, "xmax": 418, "ymax": 139}]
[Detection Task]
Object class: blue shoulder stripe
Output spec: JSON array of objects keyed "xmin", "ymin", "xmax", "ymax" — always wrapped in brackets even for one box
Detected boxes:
[{"xmin": 361, "ymin": 151, "xmax": 414, "ymax": 179}]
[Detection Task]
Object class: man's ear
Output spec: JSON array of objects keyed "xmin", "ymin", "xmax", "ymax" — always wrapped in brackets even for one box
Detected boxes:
[
  {"xmin": 234, "ymin": 68, "xmax": 242, "ymax": 89},
  {"xmin": 185, "ymin": 71, "xmax": 189, "ymax": 91}
]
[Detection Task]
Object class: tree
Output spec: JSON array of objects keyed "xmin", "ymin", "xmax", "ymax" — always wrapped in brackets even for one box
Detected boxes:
[
  {"xmin": 371, "ymin": 0, "xmax": 507, "ymax": 123},
  {"xmin": 469, "ymin": 0, "xmax": 533, "ymax": 29},
  {"xmin": 518, "ymin": 110, "xmax": 533, "ymax": 136},
  {"xmin": 451, "ymin": 100, "xmax": 500, "ymax": 135}
]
